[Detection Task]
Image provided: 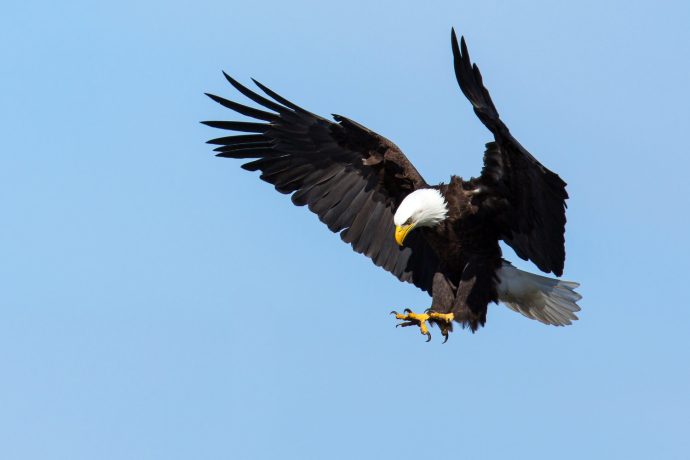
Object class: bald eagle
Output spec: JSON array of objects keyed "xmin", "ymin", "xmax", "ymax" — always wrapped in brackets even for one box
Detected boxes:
[{"xmin": 203, "ymin": 29, "xmax": 581, "ymax": 341}]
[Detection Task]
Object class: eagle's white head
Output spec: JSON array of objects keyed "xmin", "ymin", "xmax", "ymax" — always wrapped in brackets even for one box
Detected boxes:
[{"xmin": 393, "ymin": 188, "xmax": 448, "ymax": 245}]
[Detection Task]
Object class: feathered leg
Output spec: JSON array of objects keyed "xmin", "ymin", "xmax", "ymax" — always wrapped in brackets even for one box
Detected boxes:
[{"xmin": 449, "ymin": 258, "xmax": 500, "ymax": 332}]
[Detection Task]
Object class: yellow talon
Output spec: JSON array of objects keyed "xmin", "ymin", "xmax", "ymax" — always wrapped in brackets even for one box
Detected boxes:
[
  {"xmin": 394, "ymin": 311, "xmax": 430, "ymax": 334},
  {"xmin": 391, "ymin": 309, "xmax": 455, "ymax": 342}
]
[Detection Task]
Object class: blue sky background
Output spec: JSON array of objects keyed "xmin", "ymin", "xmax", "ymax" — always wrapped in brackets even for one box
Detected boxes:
[{"xmin": 2, "ymin": 1, "xmax": 690, "ymax": 458}]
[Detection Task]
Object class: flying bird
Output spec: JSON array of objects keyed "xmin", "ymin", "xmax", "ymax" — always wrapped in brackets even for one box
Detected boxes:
[{"xmin": 203, "ymin": 29, "xmax": 581, "ymax": 342}]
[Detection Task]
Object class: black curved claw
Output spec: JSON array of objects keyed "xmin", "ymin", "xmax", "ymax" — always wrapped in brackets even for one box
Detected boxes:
[
  {"xmin": 442, "ymin": 333, "xmax": 449, "ymax": 344},
  {"xmin": 403, "ymin": 308, "xmax": 412, "ymax": 314},
  {"xmin": 425, "ymin": 332, "xmax": 432, "ymax": 342},
  {"xmin": 390, "ymin": 310, "xmax": 399, "ymax": 316},
  {"xmin": 424, "ymin": 307, "xmax": 432, "ymax": 314}
]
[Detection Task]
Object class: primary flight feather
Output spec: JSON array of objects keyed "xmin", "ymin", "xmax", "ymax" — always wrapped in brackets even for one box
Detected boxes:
[{"xmin": 203, "ymin": 29, "xmax": 581, "ymax": 341}]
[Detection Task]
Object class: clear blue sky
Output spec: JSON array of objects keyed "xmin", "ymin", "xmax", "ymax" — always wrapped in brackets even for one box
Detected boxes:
[{"xmin": 2, "ymin": 1, "xmax": 689, "ymax": 459}]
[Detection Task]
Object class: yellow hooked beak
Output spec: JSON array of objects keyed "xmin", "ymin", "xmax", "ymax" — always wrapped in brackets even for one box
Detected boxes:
[{"xmin": 395, "ymin": 223, "xmax": 415, "ymax": 246}]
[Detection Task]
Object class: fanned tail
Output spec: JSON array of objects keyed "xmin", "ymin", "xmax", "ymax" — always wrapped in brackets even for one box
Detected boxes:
[{"xmin": 496, "ymin": 261, "xmax": 581, "ymax": 326}]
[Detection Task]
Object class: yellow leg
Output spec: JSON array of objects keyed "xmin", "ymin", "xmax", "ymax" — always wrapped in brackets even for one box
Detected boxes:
[
  {"xmin": 429, "ymin": 312, "xmax": 454, "ymax": 323},
  {"xmin": 391, "ymin": 309, "xmax": 455, "ymax": 342}
]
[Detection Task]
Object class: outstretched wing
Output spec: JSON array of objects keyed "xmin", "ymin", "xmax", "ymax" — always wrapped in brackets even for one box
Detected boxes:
[
  {"xmin": 203, "ymin": 73, "xmax": 440, "ymax": 292},
  {"xmin": 451, "ymin": 29, "xmax": 568, "ymax": 276}
]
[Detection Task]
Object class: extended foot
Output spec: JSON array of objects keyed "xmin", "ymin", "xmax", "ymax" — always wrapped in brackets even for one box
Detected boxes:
[{"xmin": 390, "ymin": 309, "xmax": 455, "ymax": 342}]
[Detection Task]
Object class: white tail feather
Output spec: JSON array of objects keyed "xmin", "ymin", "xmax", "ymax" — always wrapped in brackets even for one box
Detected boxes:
[{"xmin": 496, "ymin": 261, "xmax": 582, "ymax": 326}]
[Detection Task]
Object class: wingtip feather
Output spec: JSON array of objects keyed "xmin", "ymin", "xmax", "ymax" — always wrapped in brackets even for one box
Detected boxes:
[{"xmin": 222, "ymin": 71, "xmax": 237, "ymax": 85}]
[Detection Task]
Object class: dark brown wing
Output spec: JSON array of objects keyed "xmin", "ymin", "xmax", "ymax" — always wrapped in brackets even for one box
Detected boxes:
[
  {"xmin": 203, "ymin": 73, "xmax": 440, "ymax": 292},
  {"xmin": 451, "ymin": 29, "xmax": 568, "ymax": 276}
]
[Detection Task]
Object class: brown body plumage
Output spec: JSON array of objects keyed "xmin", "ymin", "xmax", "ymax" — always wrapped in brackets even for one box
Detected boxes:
[{"xmin": 420, "ymin": 178, "xmax": 504, "ymax": 332}]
